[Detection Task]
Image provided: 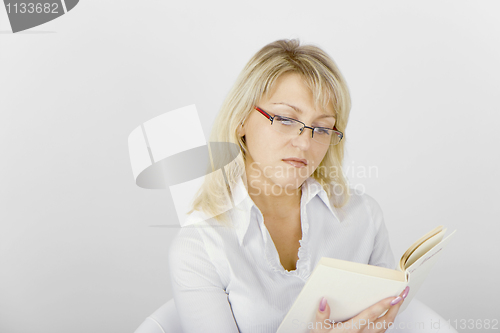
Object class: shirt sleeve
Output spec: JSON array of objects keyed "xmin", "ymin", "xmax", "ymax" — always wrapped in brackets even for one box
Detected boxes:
[
  {"xmin": 168, "ymin": 226, "xmax": 240, "ymax": 333},
  {"xmin": 364, "ymin": 194, "xmax": 396, "ymax": 270}
]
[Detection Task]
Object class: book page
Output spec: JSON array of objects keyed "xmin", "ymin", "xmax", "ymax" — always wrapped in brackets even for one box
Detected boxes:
[
  {"xmin": 398, "ymin": 230, "xmax": 457, "ymax": 313},
  {"xmin": 404, "ymin": 228, "xmax": 447, "ymax": 269},
  {"xmin": 399, "ymin": 225, "xmax": 443, "ymax": 271}
]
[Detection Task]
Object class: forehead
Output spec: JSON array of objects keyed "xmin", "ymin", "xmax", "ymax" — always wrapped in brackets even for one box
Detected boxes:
[
  {"xmin": 270, "ymin": 102, "xmax": 336, "ymax": 122},
  {"xmin": 262, "ymin": 73, "xmax": 336, "ymax": 116}
]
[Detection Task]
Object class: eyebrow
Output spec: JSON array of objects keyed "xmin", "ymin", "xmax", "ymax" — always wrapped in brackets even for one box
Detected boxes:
[{"xmin": 272, "ymin": 102, "xmax": 335, "ymax": 119}]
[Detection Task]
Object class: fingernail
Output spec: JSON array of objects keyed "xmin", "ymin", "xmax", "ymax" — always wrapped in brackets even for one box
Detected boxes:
[
  {"xmin": 390, "ymin": 296, "xmax": 402, "ymax": 306},
  {"xmin": 319, "ymin": 297, "xmax": 327, "ymax": 312},
  {"xmin": 402, "ymin": 286, "xmax": 410, "ymax": 299}
]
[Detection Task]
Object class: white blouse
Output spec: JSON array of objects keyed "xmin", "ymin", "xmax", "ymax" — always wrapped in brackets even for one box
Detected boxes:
[{"xmin": 168, "ymin": 177, "xmax": 395, "ymax": 333}]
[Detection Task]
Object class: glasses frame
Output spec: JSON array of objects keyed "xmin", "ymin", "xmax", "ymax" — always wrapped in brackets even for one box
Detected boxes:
[{"xmin": 253, "ymin": 106, "xmax": 344, "ymax": 145}]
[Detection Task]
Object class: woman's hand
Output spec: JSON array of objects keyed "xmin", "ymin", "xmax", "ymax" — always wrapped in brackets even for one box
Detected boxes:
[{"xmin": 308, "ymin": 286, "xmax": 410, "ymax": 332}]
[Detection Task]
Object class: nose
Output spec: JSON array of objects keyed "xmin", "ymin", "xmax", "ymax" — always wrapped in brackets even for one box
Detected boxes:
[{"xmin": 290, "ymin": 127, "xmax": 313, "ymax": 150}]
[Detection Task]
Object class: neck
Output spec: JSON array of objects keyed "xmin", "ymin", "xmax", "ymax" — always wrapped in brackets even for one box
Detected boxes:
[{"xmin": 244, "ymin": 174, "xmax": 302, "ymax": 220}]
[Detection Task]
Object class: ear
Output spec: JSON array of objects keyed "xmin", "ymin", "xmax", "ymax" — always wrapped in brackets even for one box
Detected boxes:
[{"xmin": 237, "ymin": 122, "xmax": 245, "ymax": 137}]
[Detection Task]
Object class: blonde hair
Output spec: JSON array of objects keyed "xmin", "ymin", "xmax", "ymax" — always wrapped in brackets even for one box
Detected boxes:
[{"xmin": 188, "ymin": 39, "xmax": 352, "ymax": 225}]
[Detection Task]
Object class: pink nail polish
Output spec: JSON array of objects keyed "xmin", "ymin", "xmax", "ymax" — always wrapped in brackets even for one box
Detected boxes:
[
  {"xmin": 390, "ymin": 296, "xmax": 402, "ymax": 306},
  {"xmin": 402, "ymin": 286, "xmax": 410, "ymax": 299},
  {"xmin": 319, "ymin": 297, "xmax": 327, "ymax": 312}
]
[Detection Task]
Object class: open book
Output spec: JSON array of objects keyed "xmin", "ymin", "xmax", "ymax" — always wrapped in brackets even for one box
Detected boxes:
[{"xmin": 277, "ymin": 226, "xmax": 456, "ymax": 333}]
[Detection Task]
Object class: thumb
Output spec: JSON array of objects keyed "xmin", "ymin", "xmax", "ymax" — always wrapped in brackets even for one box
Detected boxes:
[{"xmin": 311, "ymin": 297, "xmax": 334, "ymax": 332}]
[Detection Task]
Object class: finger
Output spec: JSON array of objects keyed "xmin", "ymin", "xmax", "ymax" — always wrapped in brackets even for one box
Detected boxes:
[
  {"xmin": 353, "ymin": 294, "xmax": 402, "ymax": 330},
  {"xmin": 374, "ymin": 285, "xmax": 411, "ymax": 330},
  {"xmin": 311, "ymin": 297, "xmax": 334, "ymax": 332}
]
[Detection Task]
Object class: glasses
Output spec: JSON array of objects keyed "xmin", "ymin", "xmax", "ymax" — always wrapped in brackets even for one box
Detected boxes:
[{"xmin": 254, "ymin": 106, "xmax": 344, "ymax": 146}]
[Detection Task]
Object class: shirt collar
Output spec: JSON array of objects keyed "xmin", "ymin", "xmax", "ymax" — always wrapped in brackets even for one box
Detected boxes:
[
  {"xmin": 230, "ymin": 177, "xmax": 340, "ymax": 246},
  {"xmin": 302, "ymin": 177, "xmax": 339, "ymax": 220}
]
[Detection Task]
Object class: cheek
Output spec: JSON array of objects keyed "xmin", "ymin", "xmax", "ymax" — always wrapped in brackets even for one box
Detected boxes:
[
  {"xmin": 310, "ymin": 147, "xmax": 329, "ymax": 168},
  {"xmin": 245, "ymin": 135, "xmax": 266, "ymax": 161},
  {"xmin": 245, "ymin": 129, "xmax": 282, "ymax": 160},
  {"xmin": 306, "ymin": 149, "xmax": 329, "ymax": 178}
]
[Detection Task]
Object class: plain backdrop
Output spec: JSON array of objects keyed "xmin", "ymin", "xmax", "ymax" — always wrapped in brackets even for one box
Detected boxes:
[{"xmin": 1, "ymin": 1, "xmax": 499, "ymax": 332}]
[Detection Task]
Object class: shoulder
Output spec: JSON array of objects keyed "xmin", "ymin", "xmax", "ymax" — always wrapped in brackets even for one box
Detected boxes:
[
  {"xmin": 168, "ymin": 211, "xmax": 213, "ymax": 259},
  {"xmin": 330, "ymin": 187, "xmax": 385, "ymax": 227},
  {"xmin": 169, "ymin": 210, "xmax": 236, "ymax": 263},
  {"xmin": 168, "ymin": 224, "xmax": 204, "ymax": 265},
  {"xmin": 352, "ymin": 190, "xmax": 383, "ymax": 217}
]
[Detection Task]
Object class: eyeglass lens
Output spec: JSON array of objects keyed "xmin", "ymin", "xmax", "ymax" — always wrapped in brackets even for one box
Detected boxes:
[{"xmin": 272, "ymin": 116, "xmax": 341, "ymax": 146}]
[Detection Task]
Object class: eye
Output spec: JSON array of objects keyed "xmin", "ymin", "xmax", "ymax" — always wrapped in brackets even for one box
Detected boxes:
[
  {"xmin": 314, "ymin": 127, "xmax": 332, "ymax": 136},
  {"xmin": 275, "ymin": 115, "xmax": 297, "ymax": 126}
]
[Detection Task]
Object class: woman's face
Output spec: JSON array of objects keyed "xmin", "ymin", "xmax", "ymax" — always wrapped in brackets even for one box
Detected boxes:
[{"xmin": 239, "ymin": 73, "xmax": 336, "ymax": 195}]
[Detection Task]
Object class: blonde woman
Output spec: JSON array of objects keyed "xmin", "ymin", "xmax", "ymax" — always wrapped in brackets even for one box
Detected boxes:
[{"xmin": 168, "ymin": 39, "xmax": 409, "ymax": 333}]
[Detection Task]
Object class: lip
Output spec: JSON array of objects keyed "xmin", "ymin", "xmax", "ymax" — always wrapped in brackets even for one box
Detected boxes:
[{"xmin": 282, "ymin": 157, "xmax": 308, "ymax": 168}]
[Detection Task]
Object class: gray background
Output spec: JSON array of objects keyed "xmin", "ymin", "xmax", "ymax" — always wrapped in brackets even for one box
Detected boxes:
[{"xmin": 1, "ymin": 0, "xmax": 499, "ymax": 332}]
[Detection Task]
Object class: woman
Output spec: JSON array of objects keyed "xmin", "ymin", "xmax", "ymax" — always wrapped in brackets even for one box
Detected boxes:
[{"xmin": 168, "ymin": 39, "xmax": 409, "ymax": 333}]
